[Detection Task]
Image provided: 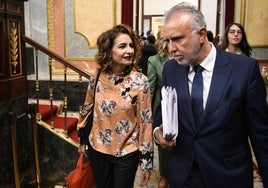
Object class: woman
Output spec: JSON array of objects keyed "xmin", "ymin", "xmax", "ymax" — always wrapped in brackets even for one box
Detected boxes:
[
  {"xmin": 219, "ymin": 22, "xmax": 252, "ymax": 56},
  {"xmin": 77, "ymin": 24, "xmax": 153, "ymax": 188},
  {"xmin": 147, "ymin": 28, "xmax": 169, "ymax": 188}
]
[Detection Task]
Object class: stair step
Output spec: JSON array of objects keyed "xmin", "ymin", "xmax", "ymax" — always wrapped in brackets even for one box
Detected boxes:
[
  {"xmin": 28, "ymin": 98, "xmax": 64, "ymax": 121},
  {"xmin": 28, "ymin": 98, "xmax": 80, "ymax": 144},
  {"xmin": 39, "ymin": 104, "xmax": 58, "ymax": 121},
  {"xmin": 47, "ymin": 116, "xmax": 78, "ymax": 134}
]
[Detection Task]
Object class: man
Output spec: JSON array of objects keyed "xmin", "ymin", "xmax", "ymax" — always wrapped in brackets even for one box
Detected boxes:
[
  {"xmin": 139, "ymin": 35, "xmax": 157, "ymax": 75},
  {"xmin": 153, "ymin": 2, "xmax": 268, "ymax": 188}
]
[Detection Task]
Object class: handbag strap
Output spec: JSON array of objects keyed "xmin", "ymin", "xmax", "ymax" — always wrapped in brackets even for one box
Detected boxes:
[
  {"xmin": 87, "ymin": 68, "xmax": 101, "ymax": 131},
  {"xmin": 93, "ymin": 68, "xmax": 101, "ymax": 103}
]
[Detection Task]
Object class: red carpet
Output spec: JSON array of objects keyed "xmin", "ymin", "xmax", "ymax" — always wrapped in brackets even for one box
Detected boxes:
[
  {"xmin": 39, "ymin": 104, "xmax": 58, "ymax": 121},
  {"xmin": 38, "ymin": 103, "xmax": 79, "ymax": 143}
]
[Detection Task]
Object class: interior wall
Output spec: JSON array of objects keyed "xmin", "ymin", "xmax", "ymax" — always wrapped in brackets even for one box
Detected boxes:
[
  {"xmin": 200, "ymin": 0, "xmax": 217, "ymax": 35},
  {"xmin": 234, "ymin": 0, "xmax": 268, "ymax": 60},
  {"xmin": 138, "ymin": 0, "xmax": 219, "ymax": 42},
  {"xmin": 24, "ymin": 0, "xmax": 267, "ymax": 80}
]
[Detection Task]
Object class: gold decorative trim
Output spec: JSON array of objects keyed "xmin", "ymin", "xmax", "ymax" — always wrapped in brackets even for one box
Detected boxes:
[
  {"xmin": 10, "ymin": 22, "xmax": 18, "ymax": 74},
  {"xmin": 240, "ymin": 0, "xmax": 246, "ymax": 25},
  {"xmin": 48, "ymin": 0, "xmax": 116, "ymax": 75},
  {"xmin": 47, "ymin": 0, "xmax": 54, "ymax": 53},
  {"xmin": 47, "ymin": 0, "xmax": 90, "ymax": 75},
  {"xmin": 9, "ymin": 20, "xmax": 22, "ymax": 76},
  {"xmin": 47, "ymin": 0, "xmax": 60, "ymax": 75},
  {"xmin": 47, "ymin": 0, "xmax": 72, "ymax": 75},
  {"xmin": 113, "ymin": 0, "xmax": 117, "ymax": 25}
]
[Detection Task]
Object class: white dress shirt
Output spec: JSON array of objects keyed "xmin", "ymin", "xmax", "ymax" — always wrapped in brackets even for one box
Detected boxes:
[{"xmin": 188, "ymin": 44, "xmax": 216, "ymax": 110}]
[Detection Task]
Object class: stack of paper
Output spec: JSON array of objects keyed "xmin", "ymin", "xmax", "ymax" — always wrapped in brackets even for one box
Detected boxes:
[{"xmin": 161, "ymin": 86, "xmax": 178, "ymax": 141}]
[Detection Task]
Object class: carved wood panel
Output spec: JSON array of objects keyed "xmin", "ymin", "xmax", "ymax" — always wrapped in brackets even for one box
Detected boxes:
[
  {"xmin": 7, "ymin": 19, "xmax": 22, "ymax": 76},
  {"xmin": 0, "ymin": 0, "xmax": 26, "ymax": 101}
]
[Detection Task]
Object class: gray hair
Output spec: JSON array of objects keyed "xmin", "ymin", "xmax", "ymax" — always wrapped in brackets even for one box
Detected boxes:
[{"xmin": 164, "ymin": 2, "xmax": 207, "ymax": 31}]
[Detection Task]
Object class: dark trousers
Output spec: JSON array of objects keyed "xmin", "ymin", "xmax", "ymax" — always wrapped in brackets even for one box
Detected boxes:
[
  {"xmin": 184, "ymin": 160, "xmax": 206, "ymax": 188},
  {"xmin": 87, "ymin": 146, "xmax": 139, "ymax": 188},
  {"xmin": 158, "ymin": 145, "xmax": 168, "ymax": 177}
]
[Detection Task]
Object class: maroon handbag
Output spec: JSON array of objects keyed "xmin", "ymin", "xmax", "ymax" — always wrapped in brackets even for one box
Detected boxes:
[{"xmin": 65, "ymin": 153, "xmax": 95, "ymax": 188}]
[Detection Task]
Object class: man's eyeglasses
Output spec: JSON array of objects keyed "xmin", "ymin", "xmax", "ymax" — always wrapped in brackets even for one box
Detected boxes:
[{"xmin": 228, "ymin": 30, "xmax": 243, "ymax": 35}]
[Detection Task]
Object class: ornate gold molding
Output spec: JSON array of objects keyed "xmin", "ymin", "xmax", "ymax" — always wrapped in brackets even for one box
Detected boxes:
[
  {"xmin": 10, "ymin": 22, "xmax": 18, "ymax": 74},
  {"xmin": 47, "ymin": 0, "xmax": 117, "ymax": 75},
  {"xmin": 240, "ymin": 0, "xmax": 246, "ymax": 25},
  {"xmin": 9, "ymin": 21, "xmax": 22, "ymax": 76},
  {"xmin": 47, "ymin": 0, "xmax": 54, "ymax": 54}
]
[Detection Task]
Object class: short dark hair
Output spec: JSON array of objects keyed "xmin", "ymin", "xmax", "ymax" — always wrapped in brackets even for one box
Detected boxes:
[
  {"xmin": 147, "ymin": 35, "xmax": 156, "ymax": 44},
  {"xmin": 146, "ymin": 30, "xmax": 152, "ymax": 36},
  {"xmin": 207, "ymin": 30, "xmax": 214, "ymax": 42}
]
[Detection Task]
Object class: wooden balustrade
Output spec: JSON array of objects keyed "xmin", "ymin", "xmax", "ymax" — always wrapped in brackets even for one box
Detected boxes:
[{"xmin": 22, "ymin": 35, "xmax": 85, "ymax": 146}]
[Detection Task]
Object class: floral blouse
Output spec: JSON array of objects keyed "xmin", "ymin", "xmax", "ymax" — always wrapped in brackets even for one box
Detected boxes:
[{"xmin": 78, "ymin": 69, "xmax": 153, "ymax": 171}]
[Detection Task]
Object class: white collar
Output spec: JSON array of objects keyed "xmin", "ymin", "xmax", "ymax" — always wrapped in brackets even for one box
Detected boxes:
[{"xmin": 190, "ymin": 43, "xmax": 216, "ymax": 73}]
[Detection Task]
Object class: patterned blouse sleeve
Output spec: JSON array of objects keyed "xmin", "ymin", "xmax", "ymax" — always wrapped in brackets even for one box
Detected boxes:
[
  {"xmin": 137, "ymin": 75, "xmax": 154, "ymax": 171},
  {"xmin": 77, "ymin": 74, "xmax": 96, "ymax": 128}
]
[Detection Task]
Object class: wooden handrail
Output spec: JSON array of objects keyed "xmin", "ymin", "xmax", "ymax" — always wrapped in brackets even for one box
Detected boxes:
[{"xmin": 22, "ymin": 35, "xmax": 91, "ymax": 80}]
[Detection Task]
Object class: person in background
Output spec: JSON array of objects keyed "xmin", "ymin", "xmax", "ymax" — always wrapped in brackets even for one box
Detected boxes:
[
  {"xmin": 153, "ymin": 2, "xmax": 268, "ymax": 188},
  {"xmin": 147, "ymin": 27, "xmax": 170, "ymax": 188},
  {"xmin": 219, "ymin": 22, "xmax": 252, "ymax": 56},
  {"xmin": 139, "ymin": 36, "xmax": 147, "ymax": 47},
  {"xmin": 146, "ymin": 29, "xmax": 154, "ymax": 37},
  {"xmin": 139, "ymin": 35, "xmax": 157, "ymax": 75},
  {"xmin": 206, "ymin": 30, "xmax": 214, "ymax": 43},
  {"xmin": 77, "ymin": 24, "xmax": 153, "ymax": 188}
]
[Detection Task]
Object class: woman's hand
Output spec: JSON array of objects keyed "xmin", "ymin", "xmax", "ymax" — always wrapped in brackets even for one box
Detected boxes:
[
  {"xmin": 140, "ymin": 170, "xmax": 151, "ymax": 186},
  {"xmin": 78, "ymin": 144, "xmax": 88, "ymax": 157}
]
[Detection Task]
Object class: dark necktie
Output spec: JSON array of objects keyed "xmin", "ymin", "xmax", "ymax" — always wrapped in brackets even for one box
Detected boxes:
[{"xmin": 191, "ymin": 65, "xmax": 204, "ymax": 125}]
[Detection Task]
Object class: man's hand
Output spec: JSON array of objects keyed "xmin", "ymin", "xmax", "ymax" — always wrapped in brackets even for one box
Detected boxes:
[{"xmin": 154, "ymin": 125, "xmax": 176, "ymax": 149}]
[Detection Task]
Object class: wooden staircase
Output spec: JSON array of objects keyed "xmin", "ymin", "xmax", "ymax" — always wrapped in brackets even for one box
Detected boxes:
[
  {"xmin": 22, "ymin": 34, "xmax": 92, "ymax": 147},
  {"xmin": 28, "ymin": 98, "xmax": 80, "ymax": 146},
  {"xmin": 22, "ymin": 35, "xmax": 92, "ymax": 187}
]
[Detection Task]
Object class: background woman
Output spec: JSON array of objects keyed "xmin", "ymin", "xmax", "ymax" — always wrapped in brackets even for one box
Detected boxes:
[
  {"xmin": 147, "ymin": 27, "xmax": 169, "ymax": 188},
  {"xmin": 219, "ymin": 22, "xmax": 252, "ymax": 56},
  {"xmin": 77, "ymin": 24, "xmax": 153, "ymax": 188}
]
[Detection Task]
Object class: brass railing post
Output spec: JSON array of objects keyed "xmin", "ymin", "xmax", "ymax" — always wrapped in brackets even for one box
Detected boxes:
[
  {"xmin": 48, "ymin": 57, "xmax": 54, "ymax": 129},
  {"xmin": 28, "ymin": 103, "xmax": 41, "ymax": 187},
  {"xmin": 79, "ymin": 74, "xmax": 83, "ymax": 117},
  {"xmin": 7, "ymin": 112, "xmax": 20, "ymax": 188},
  {"xmin": 34, "ymin": 47, "xmax": 40, "ymax": 107},
  {"xmin": 63, "ymin": 65, "xmax": 68, "ymax": 137}
]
